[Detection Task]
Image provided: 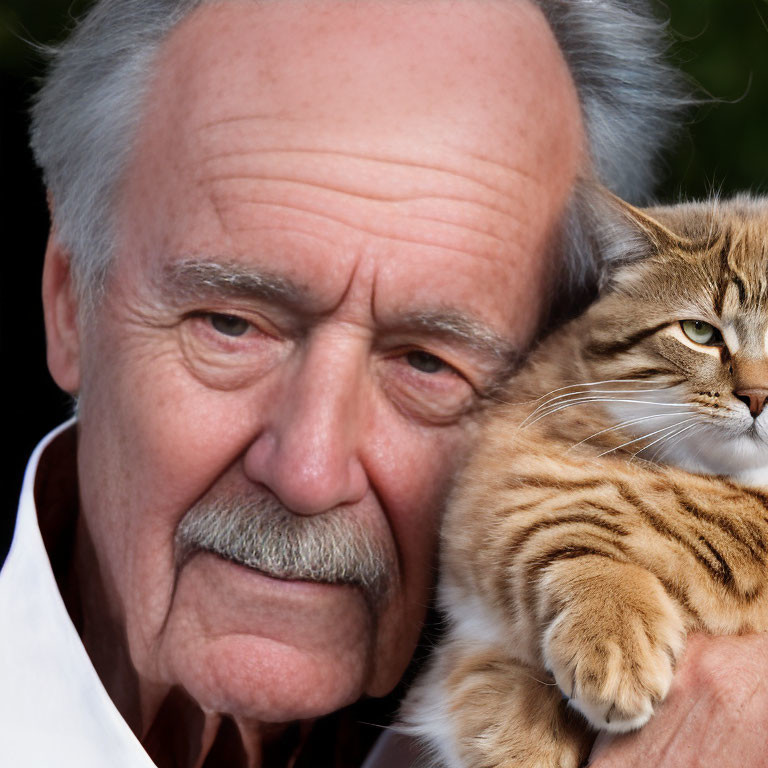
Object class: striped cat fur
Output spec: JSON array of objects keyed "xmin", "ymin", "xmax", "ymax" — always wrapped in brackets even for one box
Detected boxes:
[{"xmin": 400, "ymin": 193, "xmax": 768, "ymax": 768}]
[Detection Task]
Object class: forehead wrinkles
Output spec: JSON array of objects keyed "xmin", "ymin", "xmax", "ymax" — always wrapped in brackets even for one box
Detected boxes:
[
  {"xmin": 134, "ymin": 0, "xmax": 582, "ymax": 243},
  {"xmin": 196, "ymin": 120, "xmax": 538, "ymax": 207},
  {"xmin": 193, "ymin": 131, "xmax": 539, "ymax": 255}
]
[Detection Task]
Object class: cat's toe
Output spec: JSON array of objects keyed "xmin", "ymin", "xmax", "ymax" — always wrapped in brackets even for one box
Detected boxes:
[
  {"xmin": 543, "ymin": 600, "xmax": 684, "ymax": 733},
  {"xmin": 568, "ymin": 683, "xmax": 656, "ymax": 733}
]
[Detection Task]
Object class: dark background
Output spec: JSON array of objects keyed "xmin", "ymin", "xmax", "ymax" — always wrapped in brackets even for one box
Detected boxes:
[{"xmin": 2, "ymin": 0, "xmax": 768, "ymax": 559}]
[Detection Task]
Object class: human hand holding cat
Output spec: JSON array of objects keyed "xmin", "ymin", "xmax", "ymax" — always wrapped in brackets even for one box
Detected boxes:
[{"xmin": 588, "ymin": 633, "xmax": 768, "ymax": 767}]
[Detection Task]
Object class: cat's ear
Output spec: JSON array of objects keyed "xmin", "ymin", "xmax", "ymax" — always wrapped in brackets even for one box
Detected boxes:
[
  {"xmin": 587, "ymin": 185, "xmax": 695, "ymax": 271},
  {"xmin": 546, "ymin": 180, "xmax": 696, "ymax": 324},
  {"xmin": 612, "ymin": 196, "xmax": 690, "ymax": 249}
]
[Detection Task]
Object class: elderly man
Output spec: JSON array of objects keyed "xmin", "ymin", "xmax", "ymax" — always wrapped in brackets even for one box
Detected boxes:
[{"xmin": 2, "ymin": 0, "xmax": 766, "ymax": 766}]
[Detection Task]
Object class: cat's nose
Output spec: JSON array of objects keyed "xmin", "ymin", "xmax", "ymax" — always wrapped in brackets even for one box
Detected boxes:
[{"xmin": 734, "ymin": 388, "xmax": 768, "ymax": 418}]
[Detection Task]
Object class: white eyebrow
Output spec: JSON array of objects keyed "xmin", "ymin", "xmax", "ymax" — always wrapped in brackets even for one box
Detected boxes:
[
  {"xmin": 162, "ymin": 259, "xmax": 305, "ymax": 305},
  {"xmin": 396, "ymin": 310, "xmax": 521, "ymax": 365}
]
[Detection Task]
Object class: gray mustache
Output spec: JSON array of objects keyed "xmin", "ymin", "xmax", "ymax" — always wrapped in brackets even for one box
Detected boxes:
[{"xmin": 175, "ymin": 494, "xmax": 396, "ymax": 602}]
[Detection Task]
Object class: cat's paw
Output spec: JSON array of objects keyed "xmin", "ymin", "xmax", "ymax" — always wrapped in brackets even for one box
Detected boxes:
[{"xmin": 542, "ymin": 584, "xmax": 686, "ymax": 733}]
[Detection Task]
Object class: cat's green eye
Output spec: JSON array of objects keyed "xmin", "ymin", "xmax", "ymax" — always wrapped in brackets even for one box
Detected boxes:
[{"xmin": 681, "ymin": 319, "xmax": 719, "ymax": 346}]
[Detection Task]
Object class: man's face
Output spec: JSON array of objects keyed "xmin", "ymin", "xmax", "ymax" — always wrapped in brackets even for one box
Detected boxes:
[{"xmin": 54, "ymin": 0, "xmax": 582, "ymax": 722}]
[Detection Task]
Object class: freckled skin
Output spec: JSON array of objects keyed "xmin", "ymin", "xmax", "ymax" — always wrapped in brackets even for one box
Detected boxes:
[{"xmin": 43, "ymin": 0, "xmax": 583, "ymax": 761}]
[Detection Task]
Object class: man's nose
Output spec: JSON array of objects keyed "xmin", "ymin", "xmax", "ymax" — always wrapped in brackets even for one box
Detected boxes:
[{"xmin": 242, "ymin": 335, "xmax": 369, "ymax": 515}]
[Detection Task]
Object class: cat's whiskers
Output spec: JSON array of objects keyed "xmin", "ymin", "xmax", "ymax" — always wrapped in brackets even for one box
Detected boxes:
[
  {"xmin": 532, "ymin": 378, "xmax": 675, "ymax": 401},
  {"xmin": 566, "ymin": 411, "xmax": 697, "ymax": 452},
  {"xmin": 525, "ymin": 388, "xmax": 673, "ymax": 419},
  {"xmin": 519, "ymin": 670, "xmax": 559, "ymax": 687},
  {"xmin": 643, "ymin": 422, "xmax": 705, "ymax": 464},
  {"xmin": 520, "ymin": 389, "xmax": 672, "ymax": 427},
  {"xmin": 519, "ymin": 383, "xmax": 680, "ymax": 428},
  {"xmin": 634, "ymin": 422, "xmax": 704, "ymax": 464},
  {"xmin": 520, "ymin": 382, "xmax": 675, "ymax": 420},
  {"xmin": 497, "ymin": 379, "xmax": 673, "ymax": 413},
  {"xmin": 595, "ymin": 417, "xmax": 700, "ymax": 458},
  {"xmin": 521, "ymin": 396, "xmax": 692, "ymax": 431}
]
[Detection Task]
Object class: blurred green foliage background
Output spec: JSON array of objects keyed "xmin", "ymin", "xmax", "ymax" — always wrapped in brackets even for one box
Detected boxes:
[
  {"xmin": 658, "ymin": 0, "xmax": 768, "ymax": 198},
  {"xmin": 1, "ymin": 0, "xmax": 767, "ymax": 535}
]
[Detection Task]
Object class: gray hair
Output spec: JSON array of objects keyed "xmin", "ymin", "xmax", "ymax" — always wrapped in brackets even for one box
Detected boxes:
[
  {"xmin": 30, "ymin": 0, "xmax": 687, "ymax": 315},
  {"xmin": 539, "ymin": 0, "xmax": 689, "ymax": 326}
]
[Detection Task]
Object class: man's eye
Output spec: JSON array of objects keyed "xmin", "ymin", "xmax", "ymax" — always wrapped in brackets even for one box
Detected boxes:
[
  {"xmin": 209, "ymin": 313, "xmax": 250, "ymax": 337},
  {"xmin": 407, "ymin": 350, "xmax": 446, "ymax": 374}
]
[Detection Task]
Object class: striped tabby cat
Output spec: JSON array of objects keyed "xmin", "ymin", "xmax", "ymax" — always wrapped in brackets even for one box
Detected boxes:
[{"xmin": 400, "ymin": 194, "xmax": 768, "ymax": 768}]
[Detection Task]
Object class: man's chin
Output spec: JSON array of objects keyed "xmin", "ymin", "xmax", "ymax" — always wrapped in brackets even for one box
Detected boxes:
[
  {"xmin": 165, "ymin": 631, "xmax": 371, "ymax": 721},
  {"xmin": 151, "ymin": 552, "xmax": 377, "ymax": 720}
]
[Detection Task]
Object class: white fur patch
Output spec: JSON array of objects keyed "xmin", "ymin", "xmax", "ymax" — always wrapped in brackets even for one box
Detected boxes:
[
  {"xmin": 397, "ymin": 653, "xmax": 468, "ymax": 768},
  {"xmin": 723, "ymin": 324, "xmax": 740, "ymax": 354},
  {"xmin": 440, "ymin": 582, "xmax": 510, "ymax": 650}
]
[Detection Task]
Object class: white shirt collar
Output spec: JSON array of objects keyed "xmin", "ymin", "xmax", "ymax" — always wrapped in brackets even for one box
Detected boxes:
[{"xmin": 0, "ymin": 421, "xmax": 157, "ymax": 767}]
